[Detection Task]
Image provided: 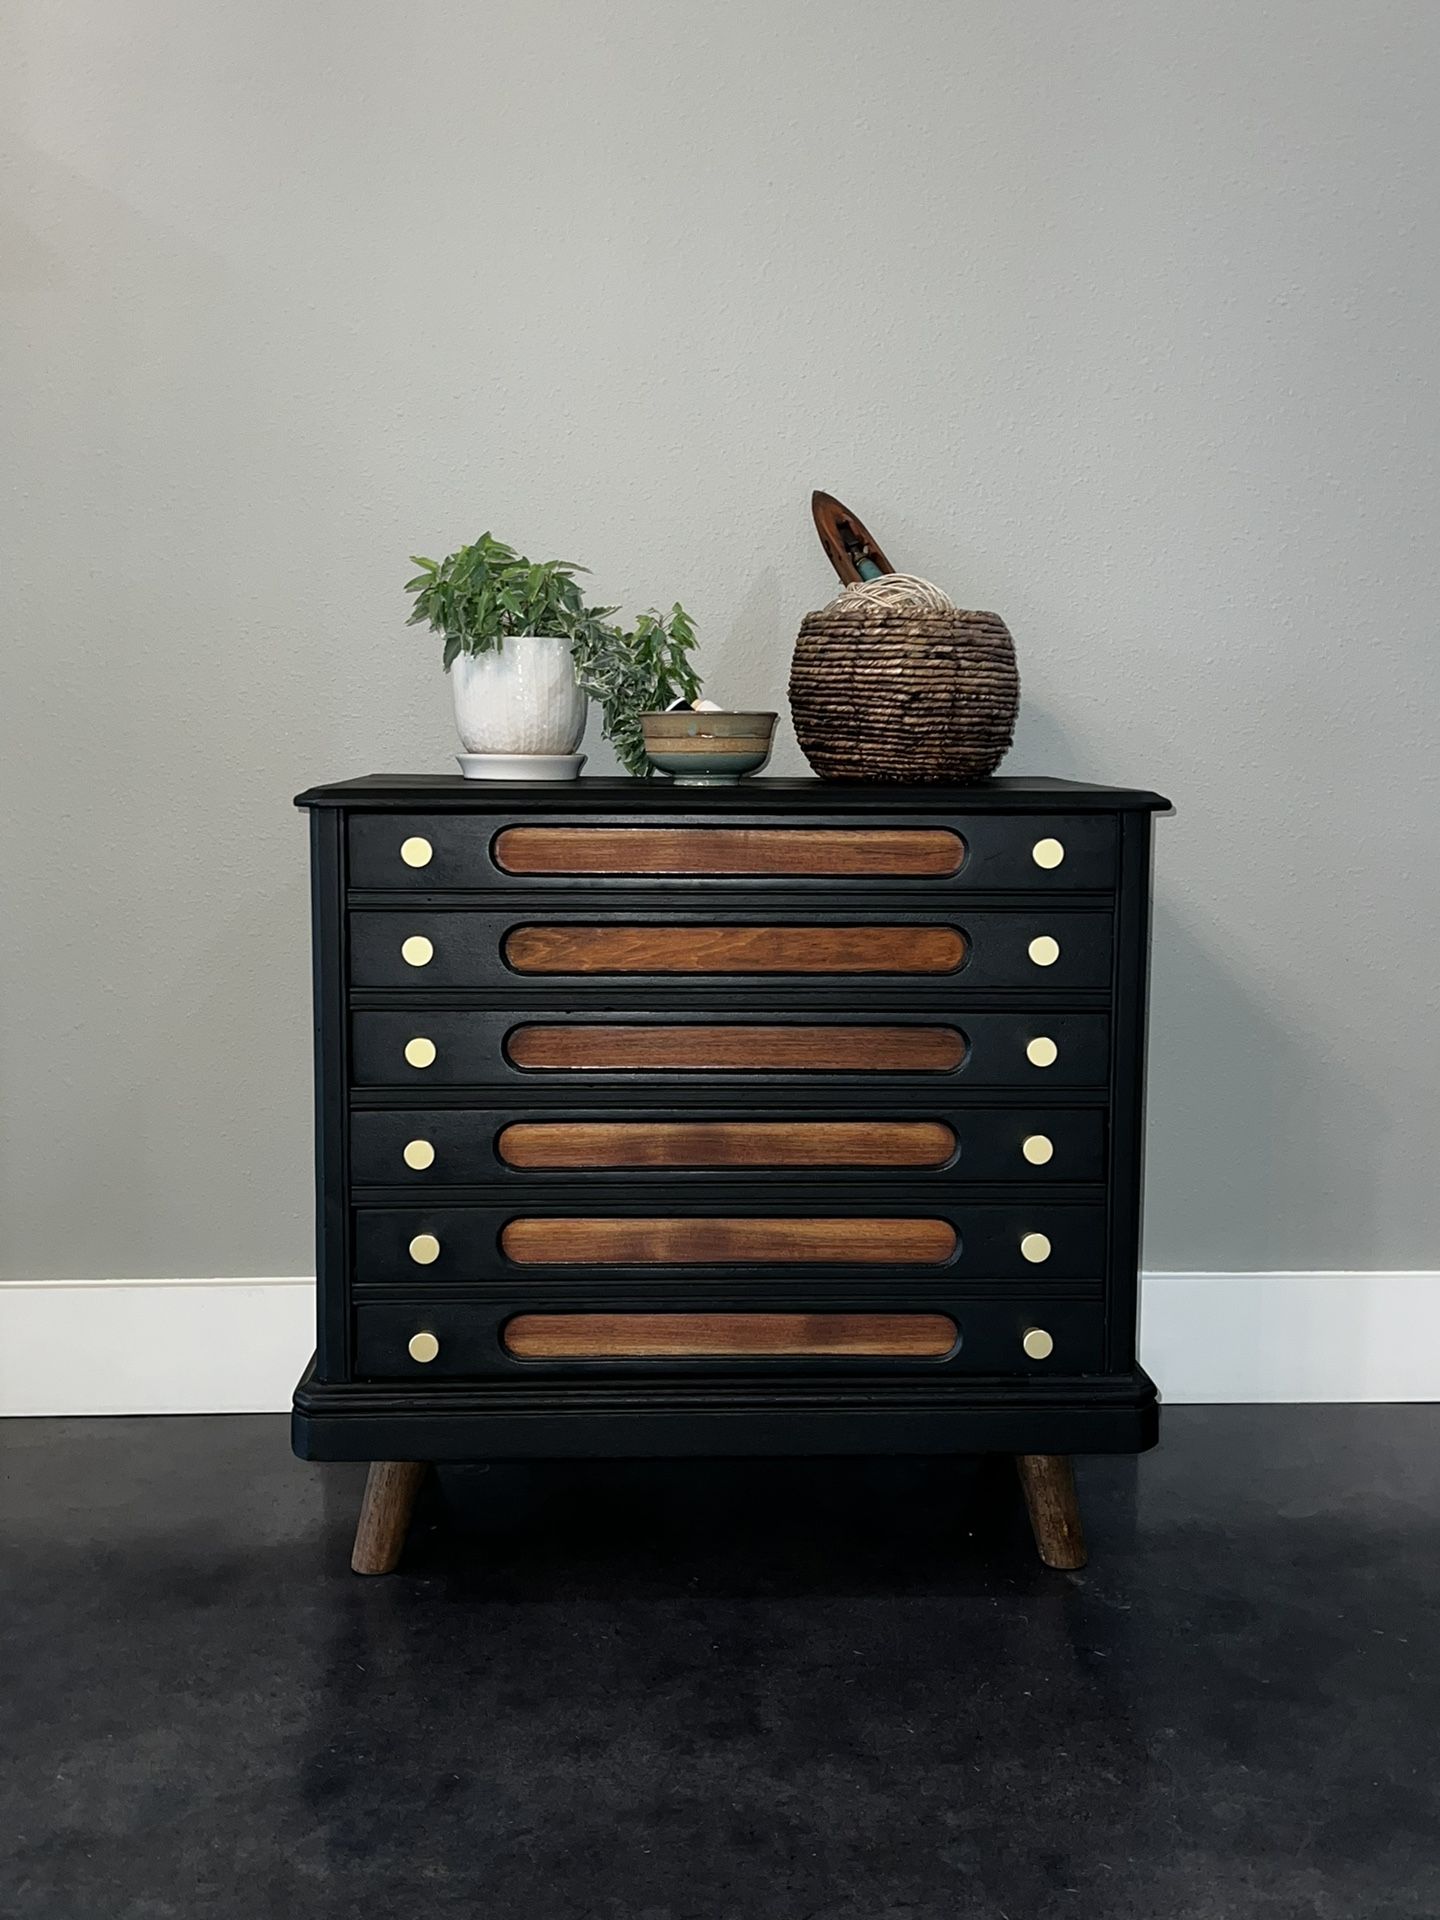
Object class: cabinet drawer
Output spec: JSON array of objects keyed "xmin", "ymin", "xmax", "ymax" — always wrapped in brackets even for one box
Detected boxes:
[
  {"xmin": 350, "ymin": 1010, "xmax": 1111, "ymax": 1089},
  {"xmin": 346, "ymin": 813, "xmax": 1117, "ymax": 892},
  {"xmin": 350, "ymin": 1107, "xmax": 1107, "ymax": 1186},
  {"xmin": 348, "ymin": 910, "xmax": 1112, "ymax": 990},
  {"xmin": 353, "ymin": 1296, "xmax": 1106, "ymax": 1379},
  {"xmin": 351, "ymin": 1203, "xmax": 1106, "ymax": 1285}
]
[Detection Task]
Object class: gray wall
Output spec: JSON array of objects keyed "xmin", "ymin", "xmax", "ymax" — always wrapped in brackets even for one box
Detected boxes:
[{"xmin": 4, "ymin": 0, "xmax": 1437, "ymax": 1282}]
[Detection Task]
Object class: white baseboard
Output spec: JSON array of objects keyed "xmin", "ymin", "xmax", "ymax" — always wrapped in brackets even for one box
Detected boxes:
[
  {"xmin": 0, "ymin": 1272, "xmax": 1435, "ymax": 1416},
  {"xmin": 0, "ymin": 1278, "xmax": 315, "ymax": 1417},
  {"xmin": 1139, "ymin": 1271, "xmax": 1440, "ymax": 1403}
]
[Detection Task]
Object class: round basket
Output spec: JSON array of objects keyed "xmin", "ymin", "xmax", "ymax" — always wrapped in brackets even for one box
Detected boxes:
[{"xmin": 789, "ymin": 601, "xmax": 1020, "ymax": 782}]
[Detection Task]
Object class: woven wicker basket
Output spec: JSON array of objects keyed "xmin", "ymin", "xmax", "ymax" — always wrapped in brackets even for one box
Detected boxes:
[{"xmin": 789, "ymin": 601, "xmax": 1020, "ymax": 782}]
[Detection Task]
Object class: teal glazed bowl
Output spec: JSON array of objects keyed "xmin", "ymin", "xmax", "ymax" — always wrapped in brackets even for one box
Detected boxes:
[{"xmin": 640, "ymin": 710, "xmax": 777, "ymax": 785}]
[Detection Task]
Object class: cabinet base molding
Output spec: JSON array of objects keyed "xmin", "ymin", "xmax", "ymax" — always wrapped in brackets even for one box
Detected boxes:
[{"xmin": 298, "ymin": 1361, "xmax": 1158, "ymax": 1464}]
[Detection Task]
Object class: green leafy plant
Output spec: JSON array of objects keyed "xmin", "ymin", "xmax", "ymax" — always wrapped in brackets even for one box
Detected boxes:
[
  {"xmin": 571, "ymin": 604, "xmax": 702, "ymax": 777},
  {"xmin": 404, "ymin": 534, "xmax": 701, "ymax": 776},
  {"xmin": 404, "ymin": 533, "xmax": 609, "ymax": 670}
]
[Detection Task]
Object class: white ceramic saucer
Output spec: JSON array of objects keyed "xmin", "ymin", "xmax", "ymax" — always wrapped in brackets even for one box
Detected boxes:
[{"xmin": 456, "ymin": 752, "xmax": 587, "ymax": 782}]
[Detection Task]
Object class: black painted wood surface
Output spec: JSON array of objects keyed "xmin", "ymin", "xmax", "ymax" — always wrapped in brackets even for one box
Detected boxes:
[{"xmin": 293, "ymin": 776, "xmax": 1167, "ymax": 1461}]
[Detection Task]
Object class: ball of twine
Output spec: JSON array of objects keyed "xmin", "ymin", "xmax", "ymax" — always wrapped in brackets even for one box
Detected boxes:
[{"xmin": 828, "ymin": 572, "xmax": 955, "ymax": 615}]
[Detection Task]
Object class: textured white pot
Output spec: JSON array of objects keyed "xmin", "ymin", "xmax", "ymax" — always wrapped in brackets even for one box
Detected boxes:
[{"xmin": 450, "ymin": 636, "xmax": 586, "ymax": 754}]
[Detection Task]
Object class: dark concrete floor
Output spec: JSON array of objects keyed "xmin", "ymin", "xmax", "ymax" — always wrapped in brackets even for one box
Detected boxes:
[{"xmin": 2, "ymin": 1409, "xmax": 1437, "ymax": 1919}]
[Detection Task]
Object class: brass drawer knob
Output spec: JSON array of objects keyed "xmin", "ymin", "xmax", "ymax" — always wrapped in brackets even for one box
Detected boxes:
[
  {"xmin": 408, "ymin": 1331, "xmax": 440, "ymax": 1363},
  {"xmin": 1026, "ymin": 1035, "xmax": 1059, "ymax": 1068},
  {"xmin": 400, "ymin": 836, "xmax": 433, "ymax": 868},
  {"xmin": 401, "ymin": 934, "xmax": 434, "ymax": 968},
  {"xmin": 1020, "ymin": 1231, "xmax": 1052, "ymax": 1264},
  {"xmin": 1022, "ymin": 1133, "xmax": 1054, "ymax": 1165},
  {"xmin": 1022, "ymin": 1326, "xmax": 1054, "ymax": 1360},
  {"xmin": 404, "ymin": 1036, "xmax": 436, "ymax": 1069},
  {"xmin": 1028, "ymin": 934, "xmax": 1060, "ymax": 967},
  {"xmin": 408, "ymin": 1232, "xmax": 441, "ymax": 1265},
  {"xmin": 1031, "ymin": 837, "xmax": 1065, "ymax": 870},
  {"xmin": 403, "ymin": 1139, "xmax": 435, "ymax": 1171}
]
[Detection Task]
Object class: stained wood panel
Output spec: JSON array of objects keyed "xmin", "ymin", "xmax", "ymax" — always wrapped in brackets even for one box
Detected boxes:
[
  {"xmin": 500, "ymin": 1216, "xmax": 957, "ymax": 1265},
  {"xmin": 505, "ymin": 1024, "xmax": 967, "ymax": 1073},
  {"xmin": 497, "ymin": 1119, "xmax": 958, "ymax": 1170},
  {"xmin": 503, "ymin": 924, "xmax": 965, "ymax": 975},
  {"xmin": 503, "ymin": 1311, "xmax": 958, "ymax": 1359},
  {"xmin": 492, "ymin": 825, "xmax": 965, "ymax": 877}
]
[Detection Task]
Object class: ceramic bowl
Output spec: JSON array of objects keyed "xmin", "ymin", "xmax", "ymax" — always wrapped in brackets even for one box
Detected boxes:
[{"xmin": 640, "ymin": 711, "xmax": 777, "ymax": 785}]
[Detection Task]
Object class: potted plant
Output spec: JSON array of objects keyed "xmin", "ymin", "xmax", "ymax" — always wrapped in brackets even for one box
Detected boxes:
[
  {"xmin": 405, "ymin": 534, "xmax": 702, "ymax": 779},
  {"xmin": 405, "ymin": 535, "xmax": 598, "ymax": 779},
  {"xmin": 570, "ymin": 604, "xmax": 701, "ymax": 777}
]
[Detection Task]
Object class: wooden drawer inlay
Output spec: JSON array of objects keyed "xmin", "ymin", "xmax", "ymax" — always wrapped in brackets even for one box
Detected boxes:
[
  {"xmin": 503, "ymin": 924, "xmax": 964, "ymax": 975},
  {"xmin": 503, "ymin": 1311, "xmax": 958, "ymax": 1359},
  {"xmin": 493, "ymin": 826, "xmax": 965, "ymax": 877},
  {"xmin": 497, "ymin": 1119, "xmax": 958, "ymax": 1170},
  {"xmin": 500, "ymin": 1216, "xmax": 957, "ymax": 1265},
  {"xmin": 506, "ymin": 1024, "xmax": 967, "ymax": 1073}
]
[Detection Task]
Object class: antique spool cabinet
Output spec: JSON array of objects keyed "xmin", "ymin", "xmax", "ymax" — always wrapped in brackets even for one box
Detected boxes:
[{"xmin": 292, "ymin": 775, "xmax": 1167, "ymax": 1573}]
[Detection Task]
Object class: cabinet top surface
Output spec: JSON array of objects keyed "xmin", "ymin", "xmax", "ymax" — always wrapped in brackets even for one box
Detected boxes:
[{"xmin": 295, "ymin": 774, "xmax": 1170, "ymax": 813}]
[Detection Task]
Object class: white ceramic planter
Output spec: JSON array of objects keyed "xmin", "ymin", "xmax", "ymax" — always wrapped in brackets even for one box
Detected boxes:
[{"xmin": 450, "ymin": 636, "xmax": 586, "ymax": 755}]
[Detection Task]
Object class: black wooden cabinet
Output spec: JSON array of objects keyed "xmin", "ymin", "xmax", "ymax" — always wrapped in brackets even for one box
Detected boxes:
[{"xmin": 293, "ymin": 776, "xmax": 1167, "ymax": 1561}]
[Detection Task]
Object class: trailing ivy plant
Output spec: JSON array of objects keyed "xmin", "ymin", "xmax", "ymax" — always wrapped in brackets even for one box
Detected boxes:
[
  {"xmin": 404, "ymin": 535, "xmax": 701, "ymax": 777},
  {"xmin": 571, "ymin": 604, "xmax": 702, "ymax": 778}
]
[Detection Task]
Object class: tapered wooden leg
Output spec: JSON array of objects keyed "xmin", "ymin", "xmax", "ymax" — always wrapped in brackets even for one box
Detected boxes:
[
  {"xmin": 1015, "ymin": 1454, "xmax": 1087, "ymax": 1569},
  {"xmin": 351, "ymin": 1461, "xmax": 427, "ymax": 1575}
]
